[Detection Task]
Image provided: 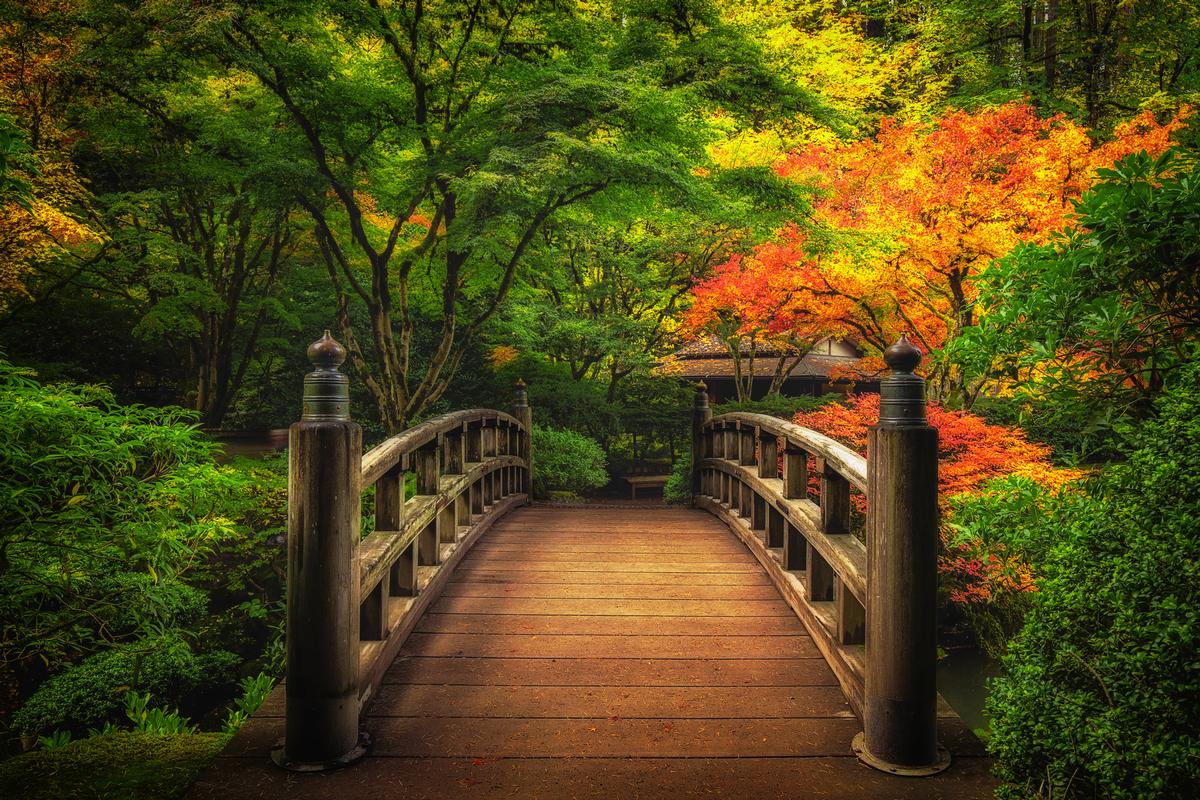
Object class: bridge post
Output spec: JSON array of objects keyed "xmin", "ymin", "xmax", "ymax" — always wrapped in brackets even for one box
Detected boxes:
[
  {"xmin": 854, "ymin": 335, "xmax": 948, "ymax": 775},
  {"xmin": 274, "ymin": 331, "xmax": 369, "ymax": 771},
  {"xmin": 690, "ymin": 381, "xmax": 712, "ymax": 502},
  {"xmin": 514, "ymin": 379, "xmax": 532, "ymax": 498}
]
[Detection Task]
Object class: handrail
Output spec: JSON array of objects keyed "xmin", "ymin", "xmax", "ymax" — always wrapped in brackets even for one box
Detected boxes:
[
  {"xmin": 689, "ymin": 334, "xmax": 949, "ymax": 776},
  {"xmin": 361, "ymin": 408, "xmax": 527, "ymax": 485},
  {"xmin": 273, "ymin": 331, "xmax": 533, "ymax": 772},
  {"xmin": 694, "ymin": 410, "xmax": 869, "ymax": 716}
]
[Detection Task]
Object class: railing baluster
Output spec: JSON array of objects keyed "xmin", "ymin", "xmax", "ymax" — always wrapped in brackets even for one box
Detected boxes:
[
  {"xmin": 807, "ymin": 544, "xmax": 835, "ymax": 602},
  {"xmin": 758, "ymin": 432, "xmax": 778, "ymax": 479},
  {"xmin": 784, "ymin": 445, "xmax": 807, "ymax": 500},
  {"xmin": 783, "ymin": 521, "xmax": 806, "ymax": 570},
  {"xmin": 375, "ymin": 463, "xmax": 406, "ymax": 533},
  {"xmin": 767, "ymin": 504, "xmax": 784, "ymax": 549},
  {"xmin": 819, "ymin": 457, "xmax": 851, "ymax": 535}
]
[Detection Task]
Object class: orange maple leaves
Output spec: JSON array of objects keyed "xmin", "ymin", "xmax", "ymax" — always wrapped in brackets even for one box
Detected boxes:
[{"xmin": 687, "ymin": 103, "xmax": 1188, "ymax": 390}]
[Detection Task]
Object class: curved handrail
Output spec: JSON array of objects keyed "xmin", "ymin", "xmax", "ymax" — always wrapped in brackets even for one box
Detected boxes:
[
  {"xmin": 704, "ymin": 412, "xmax": 866, "ymax": 491},
  {"xmin": 362, "ymin": 408, "xmax": 526, "ymax": 485}
]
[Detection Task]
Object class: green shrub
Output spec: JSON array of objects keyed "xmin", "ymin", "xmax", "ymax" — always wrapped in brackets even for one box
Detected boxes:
[
  {"xmin": 531, "ymin": 426, "xmax": 608, "ymax": 499},
  {"xmin": 11, "ymin": 636, "xmax": 237, "ymax": 735},
  {"xmin": 0, "ymin": 731, "xmax": 226, "ymax": 800},
  {"xmin": 986, "ymin": 363, "xmax": 1200, "ymax": 799},
  {"xmin": 663, "ymin": 454, "xmax": 691, "ymax": 504},
  {"xmin": 0, "ymin": 360, "xmax": 250, "ymax": 673},
  {"xmin": 713, "ymin": 393, "xmax": 839, "ymax": 419}
]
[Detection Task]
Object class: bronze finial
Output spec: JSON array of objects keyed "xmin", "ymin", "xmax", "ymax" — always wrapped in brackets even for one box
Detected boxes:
[
  {"xmin": 878, "ymin": 334, "xmax": 926, "ymax": 426},
  {"xmin": 302, "ymin": 330, "xmax": 351, "ymax": 422}
]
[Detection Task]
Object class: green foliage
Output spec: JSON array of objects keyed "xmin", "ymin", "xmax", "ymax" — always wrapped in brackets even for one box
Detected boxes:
[
  {"xmin": 0, "ymin": 731, "xmax": 227, "ymax": 800},
  {"xmin": 222, "ymin": 673, "xmax": 276, "ymax": 734},
  {"xmin": 11, "ymin": 635, "xmax": 237, "ymax": 736},
  {"xmin": 123, "ymin": 691, "xmax": 196, "ymax": 736},
  {"xmin": 531, "ymin": 426, "xmax": 609, "ymax": 499},
  {"xmin": 952, "ymin": 149, "xmax": 1200, "ymax": 459},
  {"xmin": 714, "ymin": 393, "xmax": 839, "ymax": 419},
  {"xmin": 663, "ymin": 453, "xmax": 692, "ymax": 504},
  {"xmin": 37, "ymin": 730, "xmax": 72, "ymax": 750},
  {"xmin": 986, "ymin": 362, "xmax": 1200, "ymax": 799}
]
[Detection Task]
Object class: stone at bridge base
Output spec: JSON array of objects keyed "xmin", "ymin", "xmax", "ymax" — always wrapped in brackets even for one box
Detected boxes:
[
  {"xmin": 271, "ymin": 730, "xmax": 371, "ymax": 773},
  {"xmin": 852, "ymin": 731, "xmax": 951, "ymax": 777}
]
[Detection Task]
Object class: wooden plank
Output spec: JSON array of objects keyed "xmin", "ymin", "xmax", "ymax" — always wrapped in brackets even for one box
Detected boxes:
[
  {"xmin": 191, "ymin": 754, "xmax": 997, "ymax": 800},
  {"xmin": 368, "ymin": 684, "xmax": 852, "ymax": 719},
  {"xmin": 451, "ymin": 560, "xmax": 764, "ymax": 574},
  {"xmin": 451, "ymin": 569, "xmax": 770, "ymax": 586},
  {"xmin": 429, "ymin": 596, "xmax": 795, "ymax": 617},
  {"xmin": 440, "ymin": 582, "xmax": 782, "ymax": 600},
  {"xmin": 414, "ymin": 613, "xmax": 806, "ymax": 636},
  {"xmin": 382, "ymin": 656, "xmax": 835, "ymax": 687},
  {"xmin": 401, "ymin": 632, "xmax": 820, "ymax": 659},
  {"xmin": 462, "ymin": 549, "xmax": 759, "ymax": 565}
]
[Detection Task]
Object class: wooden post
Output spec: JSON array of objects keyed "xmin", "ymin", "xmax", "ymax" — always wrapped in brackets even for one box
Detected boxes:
[
  {"xmin": 691, "ymin": 382, "xmax": 712, "ymax": 503},
  {"xmin": 784, "ymin": 446, "xmax": 807, "ymax": 500},
  {"xmin": 514, "ymin": 379, "xmax": 532, "ymax": 498},
  {"xmin": 854, "ymin": 335, "xmax": 948, "ymax": 775},
  {"xmin": 276, "ymin": 331, "xmax": 368, "ymax": 771},
  {"xmin": 758, "ymin": 432, "xmax": 778, "ymax": 479}
]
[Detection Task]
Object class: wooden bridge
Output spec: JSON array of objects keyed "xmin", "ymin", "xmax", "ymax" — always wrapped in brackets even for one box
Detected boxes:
[{"xmin": 187, "ymin": 332, "xmax": 996, "ymax": 799}]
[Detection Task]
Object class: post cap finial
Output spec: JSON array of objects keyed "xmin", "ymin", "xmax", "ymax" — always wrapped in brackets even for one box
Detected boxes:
[
  {"xmin": 884, "ymin": 334, "xmax": 922, "ymax": 373},
  {"xmin": 307, "ymin": 329, "xmax": 346, "ymax": 371},
  {"xmin": 516, "ymin": 377, "xmax": 526, "ymax": 389},
  {"xmin": 302, "ymin": 330, "xmax": 350, "ymax": 422},
  {"xmin": 697, "ymin": 379, "xmax": 707, "ymax": 392}
]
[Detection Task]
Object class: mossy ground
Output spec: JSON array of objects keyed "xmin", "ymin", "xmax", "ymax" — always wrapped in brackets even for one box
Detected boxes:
[{"xmin": 0, "ymin": 731, "xmax": 227, "ymax": 800}]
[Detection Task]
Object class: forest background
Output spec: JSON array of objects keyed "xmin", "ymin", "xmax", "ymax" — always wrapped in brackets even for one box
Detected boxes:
[{"xmin": 2, "ymin": 2, "xmax": 1199, "ymax": 799}]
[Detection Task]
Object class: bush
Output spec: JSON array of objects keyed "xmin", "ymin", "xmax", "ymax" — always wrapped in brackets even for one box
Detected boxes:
[
  {"xmin": 11, "ymin": 636, "xmax": 238, "ymax": 736},
  {"xmin": 986, "ymin": 363, "xmax": 1200, "ymax": 799},
  {"xmin": 0, "ymin": 731, "xmax": 226, "ymax": 800},
  {"xmin": 663, "ymin": 453, "xmax": 691, "ymax": 504},
  {"xmin": 531, "ymin": 426, "xmax": 608, "ymax": 499},
  {"xmin": 0, "ymin": 360, "xmax": 249, "ymax": 674}
]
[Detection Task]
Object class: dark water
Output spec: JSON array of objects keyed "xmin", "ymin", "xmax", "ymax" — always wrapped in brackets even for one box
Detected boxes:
[
  {"xmin": 209, "ymin": 430, "xmax": 289, "ymax": 462},
  {"xmin": 937, "ymin": 648, "xmax": 1001, "ymax": 735}
]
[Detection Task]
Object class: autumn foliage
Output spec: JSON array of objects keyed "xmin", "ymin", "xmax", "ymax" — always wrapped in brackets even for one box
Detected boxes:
[
  {"xmin": 690, "ymin": 103, "xmax": 1188, "ymax": 402},
  {"xmin": 794, "ymin": 394, "xmax": 1081, "ymax": 614}
]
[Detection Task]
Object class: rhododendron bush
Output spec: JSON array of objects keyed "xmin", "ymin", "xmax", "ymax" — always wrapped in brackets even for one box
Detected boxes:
[{"xmin": 794, "ymin": 394, "xmax": 1083, "ymax": 653}]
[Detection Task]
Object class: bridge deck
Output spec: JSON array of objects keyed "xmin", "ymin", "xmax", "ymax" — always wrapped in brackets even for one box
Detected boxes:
[{"xmin": 189, "ymin": 506, "xmax": 995, "ymax": 799}]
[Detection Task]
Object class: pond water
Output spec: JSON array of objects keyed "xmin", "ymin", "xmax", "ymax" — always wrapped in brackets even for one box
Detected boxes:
[
  {"xmin": 209, "ymin": 430, "xmax": 289, "ymax": 462},
  {"xmin": 937, "ymin": 647, "xmax": 1001, "ymax": 735}
]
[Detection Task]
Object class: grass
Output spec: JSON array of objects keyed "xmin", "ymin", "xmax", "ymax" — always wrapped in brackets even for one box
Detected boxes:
[{"xmin": 0, "ymin": 731, "xmax": 228, "ymax": 800}]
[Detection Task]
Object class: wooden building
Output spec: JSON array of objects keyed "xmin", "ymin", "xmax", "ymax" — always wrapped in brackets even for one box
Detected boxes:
[{"xmin": 659, "ymin": 335, "xmax": 878, "ymax": 403}]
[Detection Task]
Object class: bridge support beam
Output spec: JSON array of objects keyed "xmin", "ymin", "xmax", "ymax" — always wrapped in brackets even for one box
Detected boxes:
[
  {"xmin": 275, "ymin": 331, "xmax": 369, "ymax": 772},
  {"xmin": 854, "ymin": 335, "xmax": 949, "ymax": 776}
]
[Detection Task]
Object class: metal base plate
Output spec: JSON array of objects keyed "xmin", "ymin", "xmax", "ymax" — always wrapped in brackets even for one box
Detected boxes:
[
  {"xmin": 852, "ymin": 732, "xmax": 952, "ymax": 777},
  {"xmin": 271, "ymin": 731, "xmax": 371, "ymax": 772}
]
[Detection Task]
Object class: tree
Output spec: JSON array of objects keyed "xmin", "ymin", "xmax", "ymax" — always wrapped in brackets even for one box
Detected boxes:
[
  {"xmin": 678, "ymin": 233, "xmax": 848, "ymax": 400},
  {"xmin": 743, "ymin": 102, "xmax": 1185, "ymax": 404},
  {"xmin": 172, "ymin": 0, "xmax": 818, "ymax": 433},
  {"xmin": 949, "ymin": 148, "xmax": 1200, "ymax": 450}
]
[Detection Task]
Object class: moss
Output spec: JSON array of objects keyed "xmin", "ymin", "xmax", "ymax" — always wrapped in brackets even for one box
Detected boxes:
[{"xmin": 0, "ymin": 731, "xmax": 227, "ymax": 800}]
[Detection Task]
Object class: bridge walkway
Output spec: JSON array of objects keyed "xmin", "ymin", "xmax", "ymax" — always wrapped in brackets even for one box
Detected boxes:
[{"xmin": 188, "ymin": 506, "xmax": 994, "ymax": 799}]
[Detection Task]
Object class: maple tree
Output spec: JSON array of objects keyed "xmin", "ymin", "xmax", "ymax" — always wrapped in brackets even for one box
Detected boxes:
[
  {"xmin": 679, "ymin": 233, "xmax": 850, "ymax": 400},
  {"xmin": 793, "ymin": 393, "xmax": 1081, "ymax": 630},
  {"xmin": 713, "ymin": 103, "xmax": 1187, "ymax": 405}
]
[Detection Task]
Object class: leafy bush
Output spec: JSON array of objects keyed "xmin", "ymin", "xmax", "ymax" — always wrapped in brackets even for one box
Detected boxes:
[
  {"xmin": 0, "ymin": 731, "xmax": 227, "ymax": 800},
  {"xmin": 663, "ymin": 453, "xmax": 692, "ymax": 504},
  {"xmin": 986, "ymin": 363, "xmax": 1200, "ymax": 799},
  {"xmin": 530, "ymin": 426, "xmax": 608, "ymax": 499},
  {"xmin": 11, "ymin": 636, "xmax": 237, "ymax": 735},
  {"xmin": 0, "ymin": 360, "xmax": 249, "ymax": 674}
]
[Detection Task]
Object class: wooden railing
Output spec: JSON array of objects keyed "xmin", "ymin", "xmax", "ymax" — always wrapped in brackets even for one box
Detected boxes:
[
  {"xmin": 273, "ymin": 332, "xmax": 531, "ymax": 772},
  {"xmin": 693, "ymin": 410, "xmax": 869, "ymax": 704},
  {"xmin": 691, "ymin": 335, "xmax": 949, "ymax": 776}
]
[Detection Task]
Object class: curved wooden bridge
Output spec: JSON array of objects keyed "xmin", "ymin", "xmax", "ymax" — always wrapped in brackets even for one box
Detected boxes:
[{"xmin": 187, "ymin": 334, "xmax": 996, "ymax": 799}]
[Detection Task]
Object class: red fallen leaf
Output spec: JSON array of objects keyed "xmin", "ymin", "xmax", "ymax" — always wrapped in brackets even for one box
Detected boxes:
[
  {"xmin": 609, "ymin": 715, "xmax": 621, "ymax": 722},
  {"xmin": 662, "ymin": 723, "xmax": 674, "ymax": 733},
  {"xmin": 457, "ymin": 777, "xmax": 481, "ymax": 788},
  {"xmin": 472, "ymin": 758, "xmax": 486, "ymax": 766}
]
